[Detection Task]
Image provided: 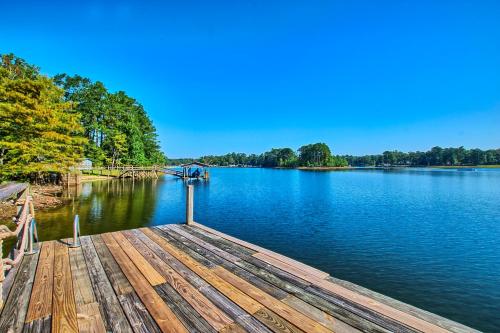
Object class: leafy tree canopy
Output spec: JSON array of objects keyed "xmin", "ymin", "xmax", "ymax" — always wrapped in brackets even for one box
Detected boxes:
[
  {"xmin": 0, "ymin": 54, "xmax": 86, "ymax": 180},
  {"xmin": 53, "ymin": 73, "xmax": 166, "ymax": 167},
  {"xmin": 0, "ymin": 53, "xmax": 167, "ymax": 181}
]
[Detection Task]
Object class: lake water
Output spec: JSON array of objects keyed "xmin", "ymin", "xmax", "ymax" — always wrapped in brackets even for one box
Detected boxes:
[{"xmin": 38, "ymin": 167, "xmax": 500, "ymax": 332}]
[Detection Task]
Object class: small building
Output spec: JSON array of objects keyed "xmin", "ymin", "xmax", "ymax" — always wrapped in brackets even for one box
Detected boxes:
[{"xmin": 79, "ymin": 158, "xmax": 93, "ymax": 170}]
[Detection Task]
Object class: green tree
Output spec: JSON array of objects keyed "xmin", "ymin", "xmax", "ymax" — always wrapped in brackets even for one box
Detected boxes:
[
  {"xmin": 298, "ymin": 143, "xmax": 332, "ymax": 166},
  {"xmin": 53, "ymin": 74, "xmax": 109, "ymax": 164},
  {"xmin": 345, "ymin": 146, "xmax": 500, "ymax": 167},
  {"xmin": 0, "ymin": 54, "xmax": 86, "ymax": 180},
  {"xmin": 275, "ymin": 148, "xmax": 297, "ymax": 167},
  {"xmin": 104, "ymin": 132, "xmax": 128, "ymax": 167},
  {"xmin": 54, "ymin": 74, "xmax": 166, "ymax": 166}
]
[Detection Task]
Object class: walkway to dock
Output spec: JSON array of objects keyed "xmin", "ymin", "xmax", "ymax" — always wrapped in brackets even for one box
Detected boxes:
[
  {"xmin": 81, "ymin": 163, "xmax": 209, "ymax": 180},
  {"xmin": 0, "ymin": 223, "xmax": 476, "ymax": 333},
  {"xmin": 0, "ymin": 182, "xmax": 27, "ymax": 201}
]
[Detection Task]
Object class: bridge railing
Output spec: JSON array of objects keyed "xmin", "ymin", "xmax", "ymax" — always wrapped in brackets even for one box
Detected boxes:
[
  {"xmin": 79, "ymin": 165, "xmax": 182, "ymax": 179},
  {"xmin": 80, "ymin": 165, "xmax": 170, "ymax": 174},
  {"xmin": 0, "ymin": 185, "xmax": 38, "ymax": 309},
  {"xmin": 80, "ymin": 165, "xmax": 168, "ymax": 171}
]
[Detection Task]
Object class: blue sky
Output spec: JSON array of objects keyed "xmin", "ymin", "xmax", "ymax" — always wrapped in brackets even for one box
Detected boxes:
[{"xmin": 1, "ymin": 1, "xmax": 499, "ymax": 157}]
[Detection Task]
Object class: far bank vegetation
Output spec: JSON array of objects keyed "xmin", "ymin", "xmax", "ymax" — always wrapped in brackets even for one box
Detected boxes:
[{"xmin": 170, "ymin": 145, "xmax": 500, "ymax": 168}]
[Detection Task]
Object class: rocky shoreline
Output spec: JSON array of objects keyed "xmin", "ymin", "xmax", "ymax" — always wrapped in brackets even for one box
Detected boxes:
[
  {"xmin": 0, "ymin": 184, "xmax": 66, "ymax": 224},
  {"xmin": 0, "ymin": 175, "xmax": 113, "ymax": 225}
]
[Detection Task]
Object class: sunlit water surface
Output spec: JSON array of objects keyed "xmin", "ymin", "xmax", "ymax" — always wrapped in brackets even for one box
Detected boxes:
[{"xmin": 38, "ymin": 168, "xmax": 500, "ymax": 332}]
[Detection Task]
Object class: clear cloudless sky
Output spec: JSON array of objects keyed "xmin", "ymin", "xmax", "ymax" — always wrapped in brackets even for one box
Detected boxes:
[{"xmin": 1, "ymin": 0, "xmax": 499, "ymax": 157}]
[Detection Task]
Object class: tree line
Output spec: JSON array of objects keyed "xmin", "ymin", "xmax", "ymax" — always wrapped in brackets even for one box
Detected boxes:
[
  {"xmin": 170, "ymin": 145, "xmax": 500, "ymax": 168},
  {"xmin": 343, "ymin": 146, "xmax": 500, "ymax": 167},
  {"xmin": 0, "ymin": 53, "xmax": 166, "ymax": 181},
  {"xmin": 170, "ymin": 143, "xmax": 349, "ymax": 167}
]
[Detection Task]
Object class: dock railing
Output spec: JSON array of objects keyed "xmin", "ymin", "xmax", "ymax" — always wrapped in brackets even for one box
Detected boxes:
[
  {"xmin": 80, "ymin": 165, "xmax": 208, "ymax": 180},
  {"xmin": 0, "ymin": 185, "xmax": 38, "ymax": 309},
  {"xmin": 80, "ymin": 165, "xmax": 167, "ymax": 179}
]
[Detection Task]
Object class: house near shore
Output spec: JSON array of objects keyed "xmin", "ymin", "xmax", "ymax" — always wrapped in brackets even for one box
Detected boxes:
[{"xmin": 79, "ymin": 158, "xmax": 93, "ymax": 170}]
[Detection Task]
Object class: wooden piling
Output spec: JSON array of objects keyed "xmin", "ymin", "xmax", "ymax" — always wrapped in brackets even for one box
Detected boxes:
[{"xmin": 186, "ymin": 185, "xmax": 194, "ymax": 225}]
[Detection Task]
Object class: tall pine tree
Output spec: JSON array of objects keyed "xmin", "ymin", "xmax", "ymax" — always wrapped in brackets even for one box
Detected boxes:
[{"xmin": 54, "ymin": 74, "xmax": 166, "ymax": 166}]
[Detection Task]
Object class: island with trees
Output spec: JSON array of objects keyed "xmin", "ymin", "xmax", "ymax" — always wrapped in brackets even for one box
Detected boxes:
[{"xmin": 195, "ymin": 143, "xmax": 348, "ymax": 168}]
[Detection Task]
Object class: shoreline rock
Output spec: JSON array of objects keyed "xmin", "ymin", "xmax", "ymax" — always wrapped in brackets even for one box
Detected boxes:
[{"xmin": 0, "ymin": 184, "xmax": 67, "ymax": 225}]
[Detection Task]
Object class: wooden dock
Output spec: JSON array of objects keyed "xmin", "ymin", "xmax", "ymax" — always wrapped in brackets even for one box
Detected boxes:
[
  {"xmin": 0, "ymin": 182, "xmax": 28, "ymax": 201},
  {"xmin": 0, "ymin": 223, "xmax": 477, "ymax": 333},
  {"xmin": 81, "ymin": 165, "xmax": 209, "ymax": 180}
]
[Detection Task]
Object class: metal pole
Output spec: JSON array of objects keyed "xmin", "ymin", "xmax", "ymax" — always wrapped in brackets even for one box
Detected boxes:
[
  {"xmin": 26, "ymin": 218, "xmax": 39, "ymax": 255},
  {"xmin": 186, "ymin": 185, "xmax": 194, "ymax": 225},
  {"xmin": 70, "ymin": 215, "xmax": 81, "ymax": 248}
]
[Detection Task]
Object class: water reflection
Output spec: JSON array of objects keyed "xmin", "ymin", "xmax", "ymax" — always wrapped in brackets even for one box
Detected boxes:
[{"xmin": 39, "ymin": 179, "xmax": 161, "ymax": 240}]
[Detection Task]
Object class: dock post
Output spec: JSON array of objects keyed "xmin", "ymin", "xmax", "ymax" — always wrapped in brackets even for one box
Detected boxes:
[
  {"xmin": 69, "ymin": 215, "xmax": 81, "ymax": 248},
  {"xmin": 186, "ymin": 185, "xmax": 194, "ymax": 225}
]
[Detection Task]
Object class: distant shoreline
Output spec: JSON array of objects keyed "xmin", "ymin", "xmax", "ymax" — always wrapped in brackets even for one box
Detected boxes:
[
  {"xmin": 297, "ymin": 165, "xmax": 500, "ymax": 170},
  {"xmin": 296, "ymin": 166, "xmax": 351, "ymax": 171},
  {"xmin": 170, "ymin": 164, "xmax": 500, "ymax": 170}
]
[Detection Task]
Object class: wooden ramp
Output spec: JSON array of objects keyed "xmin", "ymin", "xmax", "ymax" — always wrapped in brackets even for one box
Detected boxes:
[
  {"xmin": 0, "ymin": 182, "xmax": 28, "ymax": 201},
  {"xmin": 0, "ymin": 223, "xmax": 477, "ymax": 333}
]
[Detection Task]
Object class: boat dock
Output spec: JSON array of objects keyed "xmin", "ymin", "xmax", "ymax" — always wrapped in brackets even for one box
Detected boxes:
[
  {"xmin": 0, "ymin": 223, "xmax": 477, "ymax": 333},
  {"xmin": 0, "ymin": 184, "xmax": 478, "ymax": 333},
  {"xmin": 80, "ymin": 162, "xmax": 210, "ymax": 181}
]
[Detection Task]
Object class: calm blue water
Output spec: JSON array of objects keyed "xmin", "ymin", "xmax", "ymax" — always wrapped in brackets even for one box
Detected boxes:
[{"xmin": 38, "ymin": 168, "xmax": 500, "ymax": 332}]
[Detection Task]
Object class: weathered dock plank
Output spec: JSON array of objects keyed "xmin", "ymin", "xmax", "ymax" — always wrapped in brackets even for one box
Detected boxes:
[
  {"xmin": 118, "ymin": 292, "xmax": 162, "ymax": 333},
  {"xmin": 0, "ymin": 224, "xmax": 478, "ymax": 333},
  {"xmin": 156, "ymin": 227, "xmax": 290, "ymax": 301},
  {"xmin": 142, "ymin": 228, "xmax": 263, "ymax": 314},
  {"xmin": 91, "ymin": 234, "xmax": 160, "ymax": 333},
  {"xmin": 325, "ymin": 276, "xmax": 479, "ymax": 333},
  {"xmin": 196, "ymin": 225, "xmax": 447, "ymax": 333},
  {"xmin": 80, "ymin": 236, "xmax": 133, "ymax": 333},
  {"xmin": 26, "ymin": 241, "xmax": 55, "ymax": 322},
  {"xmin": 68, "ymin": 245, "xmax": 94, "ymax": 307},
  {"xmin": 51, "ymin": 241, "xmax": 78, "ymax": 333},
  {"xmin": 101, "ymin": 232, "xmax": 187, "ymax": 333},
  {"xmin": 90, "ymin": 235, "xmax": 133, "ymax": 295},
  {"xmin": 68, "ymin": 244, "xmax": 106, "ymax": 333},
  {"xmin": 23, "ymin": 316, "xmax": 51, "ymax": 333},
  {"xmin": 191, "ymin": 222, "xmax": 330, "ymax": 279},
  {"xmin": 154, "ymin": 283, "xmax": 217, "ymax": 333},
  {"xmin": 212, "ymin": 266, "xmax": 332, "ymax": 333},
  {"xmin": 131, "ymin": 229, "xmax": 273, "ymax": 333},
  {"xmin": 122, "ymin": 230, "xmax": 233, "ymax": 331},
  {"xmin": 252, "ymin": 307, "xmax": 303, "ymax": 333},
  {"xmin": 111, "ymin": 232, "xmax": 166, "ymax": 286},
  {"xmin": 162, "ymin": 225, "xmax": 388, "ymax": 332},
  {"xmin": 0, "ymin": 251, "xmax": 39, "ymax": 333}
]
